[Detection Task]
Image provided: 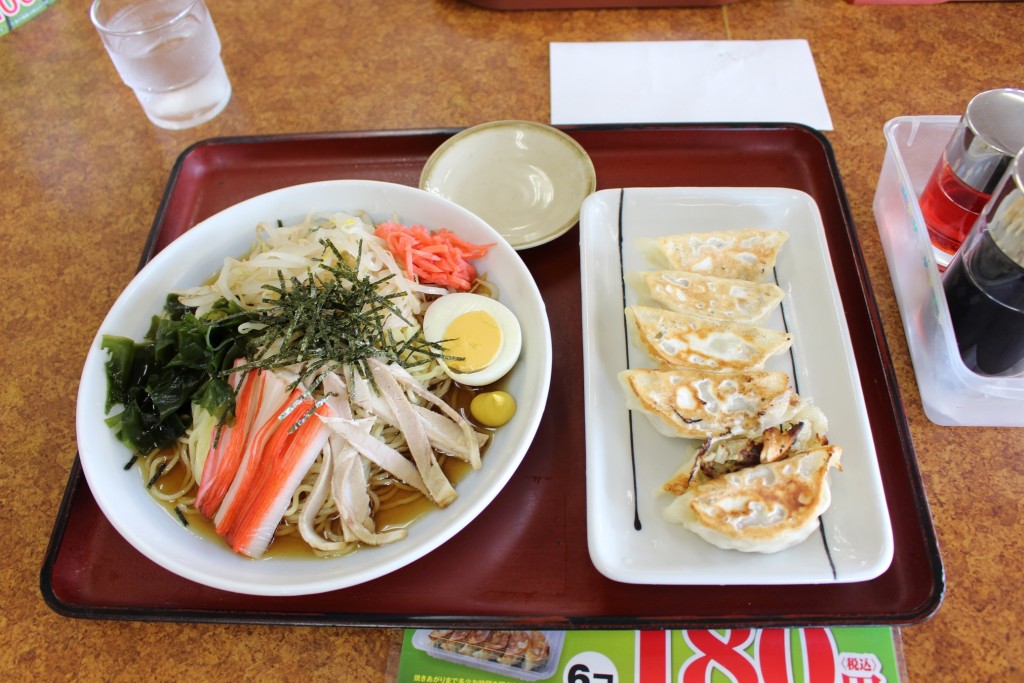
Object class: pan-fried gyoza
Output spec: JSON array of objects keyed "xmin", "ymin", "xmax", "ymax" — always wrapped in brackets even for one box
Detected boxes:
[
  {"xmin": 626, "ymin": 269, "xmax": 784, "ymax": 324},
  {"xmin": 626, "ymin": 304, "xmax": 792, "ymax": 372},
  {"xmin": 623, "ymin": 227, "xmax": 844, "ymax": 554},
  {"xmin": 638, "ymin": 229, "xmax": 788, "ymax": 282}
]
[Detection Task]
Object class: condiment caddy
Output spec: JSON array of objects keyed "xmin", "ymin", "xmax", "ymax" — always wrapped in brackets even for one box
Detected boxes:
[{"xmin": 874, "ymin": 115, "xmax": 1024, "ymax": 427}]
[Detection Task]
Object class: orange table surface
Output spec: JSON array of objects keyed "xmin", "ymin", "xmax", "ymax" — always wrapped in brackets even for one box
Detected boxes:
[{"xmin": 2, "ymin": 1, "xmax": 1022, "ymax": 681}]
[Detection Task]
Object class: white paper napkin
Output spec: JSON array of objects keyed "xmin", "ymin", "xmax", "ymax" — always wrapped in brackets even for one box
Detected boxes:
[{"xmin": 550, "ymin": 40, "xmax": 833, "ymax": 130}]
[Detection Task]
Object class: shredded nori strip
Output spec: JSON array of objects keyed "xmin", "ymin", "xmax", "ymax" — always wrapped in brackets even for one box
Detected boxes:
[
  {"xmin": 146, "ymin": 461, "xmax": 168, "ymax": 489},
  {"xmin": 222, "ymin": 238, "xmax": 446, "ymax": 390},
  {"xmin": 103, "ymin": 237, "xmax": 447, "ymax": 459}
]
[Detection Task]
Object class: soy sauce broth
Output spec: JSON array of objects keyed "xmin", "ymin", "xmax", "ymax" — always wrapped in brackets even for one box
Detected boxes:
[{"xmin": 144, "ymin": 376, "xmax": 504, "ymax": 559}]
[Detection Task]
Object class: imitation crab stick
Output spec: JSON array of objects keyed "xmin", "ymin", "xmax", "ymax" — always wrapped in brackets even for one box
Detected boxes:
[
  {"xmin": 223, "ymin": 400, "xmax": 336, "ymax": 558},
  {"xmin": 195, "ymin": 365, "xmax": 268, "ymax": 517},
  {"xmin": 213, "ymin": 385, "xmax": 304, "ymax": 534},
  {"xmin": 374, "ymin": 222, "xmax": 493, "ymax": 291}
]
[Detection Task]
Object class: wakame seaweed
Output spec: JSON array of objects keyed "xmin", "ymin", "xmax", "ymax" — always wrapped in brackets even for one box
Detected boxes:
[{"xmin": 102, "ymin": 294, "xmax": 249, "ymax": 457}]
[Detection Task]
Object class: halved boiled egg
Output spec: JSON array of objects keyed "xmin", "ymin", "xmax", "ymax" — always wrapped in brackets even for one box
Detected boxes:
[{"xmin": 422, "ymin": 292, "xmax": 522, "ymax": 387}]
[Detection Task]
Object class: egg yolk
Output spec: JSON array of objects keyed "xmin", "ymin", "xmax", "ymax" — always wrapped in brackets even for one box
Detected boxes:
[
  {"xmin": 443, "ymin": 310, "xmax": 504, "ymax": 373},
  {"xmin": 470, "ymin": 391, "xmax": 517, "ymax": 427}
]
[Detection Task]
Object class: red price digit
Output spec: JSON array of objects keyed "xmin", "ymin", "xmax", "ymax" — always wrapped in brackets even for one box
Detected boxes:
[
  {"xmin": 801, "ymin": 628, "xmax": 838, "ymax": 683},
  {"xmin": 757, "ymin": 629, "xmax": 791, "ymax": 683},
  {"xmin": 756, "ymin": 628, "xmax": 839, "ymax": 683},
  {"xmin": 681, "ymin": 630, "xmax": 759, "ymax": 683}
]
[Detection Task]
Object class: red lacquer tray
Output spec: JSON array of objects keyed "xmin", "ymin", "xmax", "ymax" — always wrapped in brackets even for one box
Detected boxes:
[{"xmin": 41, "ymin": 124, "xmax": 943, "ymax": 629}]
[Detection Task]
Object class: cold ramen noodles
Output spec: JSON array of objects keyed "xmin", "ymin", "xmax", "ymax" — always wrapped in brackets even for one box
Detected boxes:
[{"xmin": 101, "ymin": 211, "xmax": 522, "ymax": 559}]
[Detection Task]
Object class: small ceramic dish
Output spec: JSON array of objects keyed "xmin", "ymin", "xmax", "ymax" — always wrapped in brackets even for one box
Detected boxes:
[{"xmin": 420, "ymin": 120, "xmax": 596, "ymax": 250}]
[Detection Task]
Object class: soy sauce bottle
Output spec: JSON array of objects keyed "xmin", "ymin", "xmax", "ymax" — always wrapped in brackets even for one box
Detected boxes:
[{"xmin": 942, "ymin": 148, "xmax": 1024, "ymax": 376}]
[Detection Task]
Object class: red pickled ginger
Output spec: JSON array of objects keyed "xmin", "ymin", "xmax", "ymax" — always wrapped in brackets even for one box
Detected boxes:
[{"xmin": 375, "ymin": 221, "xmax": 493, "ymax": 291}]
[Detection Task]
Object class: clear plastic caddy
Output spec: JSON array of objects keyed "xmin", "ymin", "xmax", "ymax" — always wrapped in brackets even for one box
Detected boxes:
[{"xmin": 874, "ymin": 115, "xmax": 1024, "ymax": 426}]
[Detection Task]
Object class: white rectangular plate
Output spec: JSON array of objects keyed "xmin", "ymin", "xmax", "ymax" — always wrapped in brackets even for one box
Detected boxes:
[{"xmin": 580, "ymin": 187, "xmax": 894, "ymax": 585}]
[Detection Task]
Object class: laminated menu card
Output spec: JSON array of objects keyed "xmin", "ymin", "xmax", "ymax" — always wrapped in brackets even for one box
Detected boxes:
[
  {"xmin": 1, "ymin": 0, "xmax": 56, "ymax": 37},
  {"xmin": 396, "ymin": 627, "xmax": 902, "ymax": 682}
]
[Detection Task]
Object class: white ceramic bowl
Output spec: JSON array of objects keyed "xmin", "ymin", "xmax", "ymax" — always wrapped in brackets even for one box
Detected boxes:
[
  {"xmin": 76, "ymin": 180, "xmax": 553, "ymax": 596},
  {"xmin": 420, "ymin": 120, "xmax": 596, "ymax": 250}
]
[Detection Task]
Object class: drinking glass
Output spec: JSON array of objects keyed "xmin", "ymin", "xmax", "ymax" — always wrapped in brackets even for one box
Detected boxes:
[
  {"xmin": 919, "ymin": 88, "xmax": 1024, "ymax": 268},
  {"xmin": 90, "ymin": 0, "xmax": 231, "ymax": 130},
  {"xmin": 942, "ymin": 147, "xmax": 1024, "ymax": 376}
]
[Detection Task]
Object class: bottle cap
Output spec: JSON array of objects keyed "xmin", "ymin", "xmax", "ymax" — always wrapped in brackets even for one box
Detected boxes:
[
  {"xmin": 986, "ymin": 149, "xmax": 1024, "ymax": 268},
  {"xmin": 947, "ymin": 88, "xmax": 1024, "ymax": 194}
]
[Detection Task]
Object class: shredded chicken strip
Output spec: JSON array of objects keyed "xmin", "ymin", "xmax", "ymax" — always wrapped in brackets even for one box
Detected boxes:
[
  {"xmin": 387, "ymin": 363, "xmax": 483, "ymax": 470},
  {"xmin": 369, "ymin": 358, "xmax": 457, "ymax": 507},
  {"xmin": 297, "ymin": 440, "xmax": 352, "ymax": 552},
  {"xmin": 411, "ymin": 405, "xmax": 487, "ymax": 463},
  {"xmin": 349, "ymin": 370, "xmax": 485, "ymax": 465},
  {"xmin": 319, "ymin": 416, "xmax": 429, "ymax": 495},
  {"xmin": 331, "ymin": 442, "xmax": 407, "ymax": 546},
  {"xmin": 305, "ymin": 370, "xmax": 411, "ymax": 547},
  {"xmin": 319, "ymin": 369, "xmax": 431, "ymax": 494}
]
